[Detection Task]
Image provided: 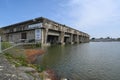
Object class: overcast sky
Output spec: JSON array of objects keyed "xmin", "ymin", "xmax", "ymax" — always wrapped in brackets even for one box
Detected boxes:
[{"xmin": 0, "ymin": 0, "xmax": 120, "ymax": 38}]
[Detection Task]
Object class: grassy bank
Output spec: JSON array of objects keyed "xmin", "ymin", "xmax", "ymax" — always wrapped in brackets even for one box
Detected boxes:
[
  {"xmin": 2, "ymin": 42, "xmax": 56, "ymax": 80},
  {"xmin": 2, "ymin": 44, "xmax": 46, "ymax": 80},
  {"xmin": 1, "ymin": 42, "xmax": 12, "ymax": 50},
  {"xmin": 3, "ymin": 51, "xmax": 47, "ymax": 80},
  {"xmin": 3, "ymin": 48, "xmax": 45, "ymax": 72}
]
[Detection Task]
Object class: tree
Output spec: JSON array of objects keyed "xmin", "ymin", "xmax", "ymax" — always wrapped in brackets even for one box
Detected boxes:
[
  {"xmin": 91, "ymin": 38, "xmax": 95, "ymax": 40},
  {"xmin": 106, "ymin": 37, "xmax": 110, "ymax": 39}
]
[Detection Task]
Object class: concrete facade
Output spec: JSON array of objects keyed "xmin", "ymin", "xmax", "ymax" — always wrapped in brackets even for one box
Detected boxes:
[{"xmin": 1, "ymin": 17, "xmax": 90, "ymax": 45}]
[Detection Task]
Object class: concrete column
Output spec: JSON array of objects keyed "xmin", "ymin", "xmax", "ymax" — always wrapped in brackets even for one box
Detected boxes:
[
  {"xmin": 87, "ymin": 37, "xmax": 89, "ymax": 42},
  {"xmin": 83, "ymin": 36, "xmax": 85, "ymax": 42},
  {"xmin": 83, "ymin": 37, "xmax": 85, "ymax": 42},
  {"xmin": 41, "ymin": 29, "xmax": 44, "ymax": 44},
  {"xmin": 74, "ymin": 35, "xmax": 79, "ymax": 43},
  {"xmin": 41, "ymin": 28, "xmax": 48, "ymax": 45},
  {"xmin": 81, "ymin": 36, "xmax": 83, "ymax": 43},
  {"xmin": 44, "ymin": 28, "xmax": 48, "ymax": 44},
  {"xmin": 82, "ymin": 36, "xmax": 84, "ymax": 42},
  {"xmin": 85, "ymin": 37, "xmax": 87, "ymax": 42},
  {"xmin": 59, "ymin": 32, "xmax": 65, "ymax": 45},
  {"xmin": 76, "ymin": 35, "xmax": 79, "ymax": 43},
  {"xmin": 86, "ymin": 37, "xmax": 89, "ymax": 42},
  {"xmin": 66, "ymin": 37, "xmax": 70, "ymax": 44},
  {"xmin": 72, "ymin": 35, "xmax": 75, "ymax": 43},
  {"xmin": 70, "ymin": 34, "xmax": 73, "ymax": 44},
  {"xmin": 79, "ymin": 36, "xmax": 82, "ymax": 43}
]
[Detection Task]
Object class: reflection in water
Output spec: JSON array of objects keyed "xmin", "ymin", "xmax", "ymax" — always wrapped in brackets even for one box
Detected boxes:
[{"xmin": 35, "ymin": 42, "xmax": 120, "ymax": 80}]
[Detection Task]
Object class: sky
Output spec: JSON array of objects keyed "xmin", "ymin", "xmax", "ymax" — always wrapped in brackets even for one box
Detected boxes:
[{"xmin": 0, "ymin": 0, "xmax": 120, "ymax": 38}]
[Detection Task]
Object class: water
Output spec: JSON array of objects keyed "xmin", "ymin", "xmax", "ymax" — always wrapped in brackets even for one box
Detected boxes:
[{"xmin": 35, "ymin": 42, "xmax": 120, "ymax": 80}]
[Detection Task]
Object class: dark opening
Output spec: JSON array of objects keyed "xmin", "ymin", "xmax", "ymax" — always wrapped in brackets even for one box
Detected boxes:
[
  {"xmin": 21, "ymin": 33, "xmax": 27, "ymax": 39},
  {"xmin": 47, "ymin": 35, "xmax": 59, "ymax": 44},
  {"xmin": 64, "ymin": 37, "xmax": 70, "ymax": 44}
]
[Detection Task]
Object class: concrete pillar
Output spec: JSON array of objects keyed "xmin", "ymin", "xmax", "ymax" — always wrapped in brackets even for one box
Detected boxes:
[
  {"xmin": 59, "ymin": 32, "xmax": 65, "ymax": 45},
  {"xmin": 83, "ymin": 37, "xmax": 85, "ymax": 42},
  {"xmin": 41, "ymin": 28, "xmax": 48, "ymax": 45},
  {"xmin": 76, "ymin": 35, "xmax": 79, "ymax": 43},
  {"xmin": 81, "ymin": 36, "xmax": 83, "ymax": 43},
  {"xmin": 70, "ymin": 34, "xmax": 73, "ymax": 44},
  {"xmin": 79, "ymin": 36, "xmax": 82, "ymax": 43},
  {"xmin": 85, "ymin": 37, "xmax": 87, "ymax": 42},
  {"xmin": 84, "ymin": 37, "xmax": 86, "ymax": 42},
  {"xmin": 73, "ymin": 35, "xmax": 75, "ymax": 43},
  {"xmin": 41, "ymin": 29, "xmax": 44, "ymax": 44},
  {"xmin": 86, "ymin": 37, "xmax": 89, "ymax": 42},
  {"xmin": 87, "ymin": 37, "xmax": 89, "ymax": 42},
  {"xmin": 74, "ymin": 35, "xmax": 79, "ymax": 43},
  {"xmin": 83, "ymin": 36, "xmax": 85, "ymax": 42},
  {"xmin": 66, "ymin": 37, "xmax": 70, "ymax": 44},
  {"xmin": 44, "ymin": 28, "xmax": 48, "ymax": 44}
]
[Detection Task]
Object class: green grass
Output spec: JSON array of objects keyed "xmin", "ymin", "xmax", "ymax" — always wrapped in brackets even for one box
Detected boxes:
[
  {"xmin": 4, "ymin": 52, "xmax": 45, "ymax": 80},
  {"xmin": 4, "ymin": 53, "xmax": 27, "ymax": 67},
  {"xmin": 20, "ymin": 43, "xmax": 41, "ymax": 49},
  {"xmin": 1, "ymin": 42, "xmax": 12, "ymax": 50},
  {"xmin": 4, "ymin": 52, "xmax": 45, "ymax": 72}
]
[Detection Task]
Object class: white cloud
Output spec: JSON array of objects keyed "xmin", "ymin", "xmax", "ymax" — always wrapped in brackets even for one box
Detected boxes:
[{"xmin": 67, "ymin": 0, "xmax": 119, "ymax": 29}]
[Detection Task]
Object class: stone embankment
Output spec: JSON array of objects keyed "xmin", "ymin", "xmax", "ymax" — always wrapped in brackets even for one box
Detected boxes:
[
  {"xmin": 0, "ymin": 48, "xmax": 68, "ymax": 80},
  {"xmin": 0, "ymin": 54, "xmax": 41, "ymax": 80}
]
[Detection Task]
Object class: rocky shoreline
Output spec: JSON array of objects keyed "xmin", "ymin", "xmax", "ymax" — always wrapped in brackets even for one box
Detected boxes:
[
  {"xmin": 0, "ymin": 54, "xmax": 58, "ymax": 80},
  {"xmin": 1, "ymin": 48, "xmax": 68, "ymax": 80},
  {"xmin": 0, "ymin": 54, "xmax": 34, "ymax": 80}
]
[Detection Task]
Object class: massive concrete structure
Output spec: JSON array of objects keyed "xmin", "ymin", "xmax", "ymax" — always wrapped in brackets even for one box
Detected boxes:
[{"xmin": 1, "ymin": 17, "xmax": 90, "ymax": 45}]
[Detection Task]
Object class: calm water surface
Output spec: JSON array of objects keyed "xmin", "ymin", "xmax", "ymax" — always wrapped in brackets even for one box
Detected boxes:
[{"xmin": 36, "ymin": 42, "xmax": 120, "ymax": 80}]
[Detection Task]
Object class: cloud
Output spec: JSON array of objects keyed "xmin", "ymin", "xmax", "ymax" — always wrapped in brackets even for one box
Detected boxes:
[{"xmin": 67, "ymin": 0, "xmax": 120, "ymax": 30}]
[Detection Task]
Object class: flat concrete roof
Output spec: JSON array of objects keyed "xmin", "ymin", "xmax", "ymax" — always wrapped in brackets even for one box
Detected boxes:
[{"xmin": 1, "ymin": 17, "xmax": 90, "ymax": 37}]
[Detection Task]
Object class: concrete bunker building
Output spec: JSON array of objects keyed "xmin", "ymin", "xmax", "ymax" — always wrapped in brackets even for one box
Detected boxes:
[{"xmin": 1, "ymin": 17, "xmax": 90, "ymax": 45}]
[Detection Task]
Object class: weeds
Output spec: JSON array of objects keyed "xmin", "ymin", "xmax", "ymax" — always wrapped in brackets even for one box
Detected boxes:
[
  {"xmin": 1, "ymin": 42, "xmax": 12, "ymax": 50},
  {"xmin": 4, "ymin": 52, "xmax": 45, "ymax": 72}
]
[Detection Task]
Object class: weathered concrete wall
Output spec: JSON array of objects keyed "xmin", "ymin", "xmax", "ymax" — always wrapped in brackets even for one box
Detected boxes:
[
  {"xmin": 4, "ymin": 30, "xmax": 35, "ymax": 43},
  {"xmin": 1, "ymin": 17, "xmax": 90, "ymax": 45},
  {"xmin": 8, "ymin": 33, "xmax": 20, "ymax": 42},
  {"xmin": 27, "ymin": 30, "xmax": 35, "ymax": 41},
  {"xmin": 42, "ymin": 18, "xmax": 90, "ymax": 45}
]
